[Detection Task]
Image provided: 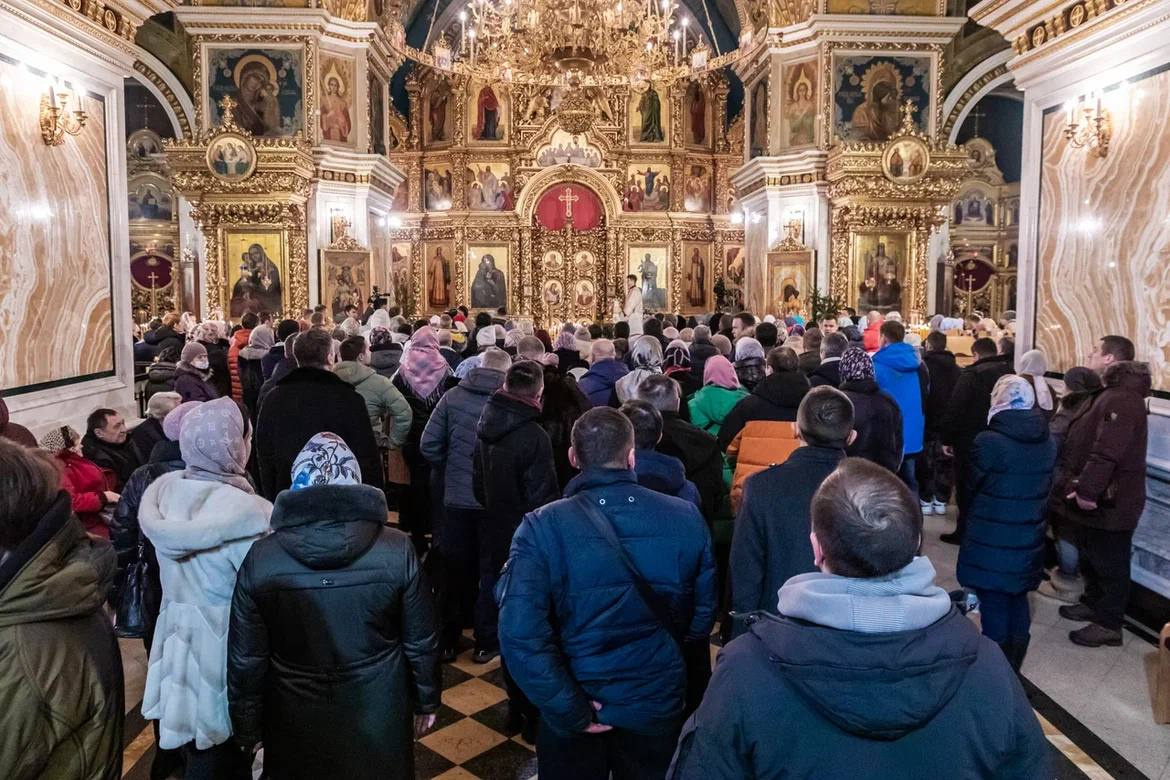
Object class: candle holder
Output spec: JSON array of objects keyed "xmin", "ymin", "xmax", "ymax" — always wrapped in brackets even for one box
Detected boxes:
[
  {"xmin": 39, "ymin": 84, "xmax": 88, "ymax": 146},
  {"xmin": 1063, "ymin": 95, "xmax": 1112, "ymax": 158}
]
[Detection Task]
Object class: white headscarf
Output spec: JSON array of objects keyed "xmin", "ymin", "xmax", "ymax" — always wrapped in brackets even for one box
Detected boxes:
[
  {"xmin": 1017, "ymin": 349, "xmax": 1054, "ymax": 411},
  {"xmin": 988, "ymin": 375, "xmax": 1036, "ymax": 423}
]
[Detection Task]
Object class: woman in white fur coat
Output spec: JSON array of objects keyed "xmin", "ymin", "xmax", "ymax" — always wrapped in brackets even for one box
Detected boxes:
[{"xmin": 139, "ymin": 397, "xmax": 272, "ymax": 778}]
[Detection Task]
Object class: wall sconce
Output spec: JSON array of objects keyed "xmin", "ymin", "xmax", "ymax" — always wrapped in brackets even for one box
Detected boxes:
[
  {"xmin": 1063, "ymin": 92, "xmax": 1111, "ymax": 158},
  {"xmin": 39, "ymin": 82, "xmax": 87, "ymax": 146}
]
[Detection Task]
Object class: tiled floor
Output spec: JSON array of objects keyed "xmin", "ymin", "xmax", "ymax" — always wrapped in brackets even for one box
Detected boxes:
[{"xmin": 119, "ymin": 508, "xmax": 1170, "ymax": 779}]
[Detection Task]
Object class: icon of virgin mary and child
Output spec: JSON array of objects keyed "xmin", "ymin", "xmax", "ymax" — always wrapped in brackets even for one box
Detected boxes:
[
  {"xmin": 231, "ymin": 243, "xmax": 282, "ymax": 317},
  {"xmin": 470, "ymin": 254, "xmax": 507, "ymax": 309}
]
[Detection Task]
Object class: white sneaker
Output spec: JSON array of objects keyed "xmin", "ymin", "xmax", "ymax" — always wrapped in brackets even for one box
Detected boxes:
[
  {"xmin": 932, "ymin": 500, "xmax": 947, "ymax": 515},
  {"xmin": 920, "ymin": 500, "xmax": 933, "ymax": 515}
]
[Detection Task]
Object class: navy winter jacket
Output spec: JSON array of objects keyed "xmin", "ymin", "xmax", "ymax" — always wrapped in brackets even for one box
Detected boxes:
[
  {"xmin": 873, "ymin": 342, "xmax": 928, "ymax": 455},
  {"xmin": 957, "ymin": 409, "xmax": 1058, "ymax": 595},
  {"xmin": 420, "ymin": 368, "xmax": 506, "ymax": 509},
  {"xmin": 498, "ymin": 468, "xmax": 717, "ymax": 737},
  {"xmin": 578, "ymin": 359, "xmax": 630, "ymax": 408},
  {"xmin": 630, "ymin": 449, "xmax": 701, "ymax": 508}
]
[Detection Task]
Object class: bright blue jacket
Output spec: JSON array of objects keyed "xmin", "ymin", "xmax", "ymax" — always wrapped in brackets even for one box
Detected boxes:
[
  {"xmin": 498, "ymin": 468, "xmax": 717, "ymax": 736},
  {"xmin": 873, "ymin": 342, "xmax": 927, "ymax": 456}
]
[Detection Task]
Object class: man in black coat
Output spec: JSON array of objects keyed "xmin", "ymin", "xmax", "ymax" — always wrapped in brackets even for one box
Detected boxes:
[
  {"xmin": 670, "ymin": 458, "xmax": 1050, "ymax": 780},
  {"xmin": 688, "ymin": 325, "xmax": 719, "ymax": 380},
  {"xmin": 728, "ymin": 387, "xmax": 852, "ymax": 637},
  {"xmin": 798, "ymin": 327, "xmax": 822, "ymax": 375},
  {"xmin": 919, "ymin": 330, "xmax": 961, "ymax": 514},
  {"xmin": 254, "ymin": 329, "xmax": 384, "ymax": 500},
  {"xmin": 82, "ymin": 408, "xmax": 140, "ymax": 489},
  {"xmin": 519, "ymin": 336, "xmax": 592, "ymax": 489},
  {"xmin": 809, "ymin": 332, "xmax": 847, "ymax": 388},
  {"xmin": 718, "ymin": 348, "xmax": 809, "ymax": 450},
  {"xmin": 940, "ymin": 337, "xmax": 1012, "ymax": 543},
  {"xmin": 636, "ymin": 374, "xmax": 724, "ymax": 523}
]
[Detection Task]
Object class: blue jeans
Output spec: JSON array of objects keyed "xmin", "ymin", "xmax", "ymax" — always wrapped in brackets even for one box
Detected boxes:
[
  {"xmin": 1056, "ymin": 536, "xmax": 1080, "ymax": 576},
  {"xmin": 975, "ymin": 589, "xmax": 1031, "ymax": 644}
]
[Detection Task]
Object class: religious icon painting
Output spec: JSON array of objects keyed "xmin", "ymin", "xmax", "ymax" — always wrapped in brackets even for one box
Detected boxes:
[
  {"xmin": 722, "ymin": 244, "xmax": 745, "ymax": 311},
  {"xmin": 389, "ymin": 241, "xmax": 413, "ymax": 310},
  {"xmin": 542, "ymin": 250, "xmax": 565, "ymax": 271},
  {"xmin": 206, "ymin": 46, "xmax": 305, "ymax": 138},
  {"xmin": 832, "ymin": 54, "xmax": 931, "ymax": 142},
  {"xmin": 628, "ymin": 246, "xmax": 670, "ymax": 312},
  {"xmin": 423, "ymin": 164, "xmax": 454, "ymax": 211},
  {"xmin": 469, "ymin": 83, "xmax": 507, "ymax": 143},
  {"xmin": 767, "ymin": 248, "xmax": 814, "ymax": 319},
  {"xmin": 952, "ymin": 187, "xmax": 995, "ymax": 226},
  {"xmin": 467, "ymin": 244, "xmax": 510, "ymax": 310},
  {"xmin": 826, "ymin": 0, "xmax": 936, "ymax": 13},
  {"xmin": 422, "ymin": 241, "xmax": 456, "ymax": 312},
  {"xmin": 223, "ymin": 229, "xmax": 289, "ymax": 318},
  {"xmin": 851, "ymin": 232, "xmax": 909, "ymax": 315},
  {"xmin": 882, "ymin": 136, "xmax": 930, "ymax": 184},
  {"xmin": 466, "ymin": 162, "xmax": 515, "ymax": 211},
  {"xmin": 425, "ymin": 78, "xmax": 455, "ymax": 147},
  {"xmin": 624, "ymin": 164, "xmax": 671, "ymax": 212},
  {"xmin": 682, "ymin": 165, "xmax": 712, "ymax": 213},
  {"xmin": 537, "ymin": 129, "xmax": 603, "ymax": 167},
  {"xmin": 629, "ymin": 83, "xmax": 669, "ymax": 145},
  {"xmin": 573, "ymin": 250, "xmax": 596, "ymax": 273},
  {"xmin": 206, "ymin": 132, "xmax": 257, "ymax": 183},
  {"xmin": 681, "ymin": 242, "xmax": 711, "ymax": 312},
  {"xmin": 683, "ymin": 81, "xmax": 710, "ymax": 149},
  {"xmin": 128, "ymin": 176, "xmax": 175, "ymax": 220},
  {"xmin": 320, "ymin": 247, "xmax": 372, "ymax": 322},
  {"xmin": 750, "ymin": 76, "xmax": 769, "ymax": 158},
  {"xmin": 319, "ymin": 54, "xmax": 355, "ymax": 146},
  {"xmin": 573, "ymin": 278, "xmax": 597, "ymax": 311},
  {"xmin": 542, "ymin": 279, "xmax": 564, "ymax": 309},
  {"xmin": 781, "ymin": 60, "xmax": 817, "ymax": 148}
]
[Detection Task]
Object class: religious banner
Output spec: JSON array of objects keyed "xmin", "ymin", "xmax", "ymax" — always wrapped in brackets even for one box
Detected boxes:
[
  {"xmin": 681, "ymin": 242, "xmax": 711, "ymax": 312},
  {"xmin": 533, "ymin": 183, "xmax": 605, "ymax": 230},
  {"xmin": 422, "ymin": 241, "xmax": 455, "ymax": 311},
  {"xmin": 467, "ymin": 244, "xmax": 510, "ymax": 310}
]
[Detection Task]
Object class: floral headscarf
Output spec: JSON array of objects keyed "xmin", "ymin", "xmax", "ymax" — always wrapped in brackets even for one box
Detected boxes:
[
  {"xmin": 399, "ymin": 327, "xmax": 451, "ymax": 401},
  {"xmin": 839, "ymin": 347, "xmax": 876, "ymax": 382},
  {"xmin": 629, "ymin": 336, "xmax": 663, "ymax": 371},
  {"xmin": 988, "ymin": 375, "xmax": 1036, "ymax": 423},
  {"xmin": 291, "ymin": 432, "xmax": 363, "ymax": 489},
  {"xmin": 703, "ymin": 355, "xmax": 741, "ymax": 389},
  {"xmin": 663, "ymin": 340, "xmax": 692, "ymax": 374},
  {"xmin": 553, "ymin": 330, "xmax": 579, "ymax": 351}
]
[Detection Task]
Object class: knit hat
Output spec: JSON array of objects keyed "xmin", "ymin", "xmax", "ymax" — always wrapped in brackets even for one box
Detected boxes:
[
  {"xmin": 162, "ymin": 401, "xmax": 203, "ymax": 441},
  {"xmin": 1063, "ymin": 366, "xmax": 1102, "ymax": 395},
  {"xmin": 180, "ymin": 341, "xmax": 208, "ymax": 366},
  {"xmin": 839, "ymin": 347, "xmax": 875, "ymax": 382},
  {"xmin": 290, "ymin": 432, "xmax": 363, "ymax": 490},
  {"xmin": 988, "ymin": 375, "xmax": 1035, "ymax": 423}
]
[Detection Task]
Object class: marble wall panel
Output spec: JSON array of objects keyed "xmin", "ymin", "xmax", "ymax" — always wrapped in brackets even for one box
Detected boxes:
[
  {"xmin": 1036, "ymin": 66, "xmax": 1170, "ymax": 391},
  {"xmin": 0, "ymin": 56, "xmax": 114, "ymax": 391}
]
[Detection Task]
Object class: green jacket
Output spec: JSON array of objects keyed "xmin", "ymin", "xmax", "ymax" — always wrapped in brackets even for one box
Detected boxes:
[
  {"xmin": 335, "ymin": 361, "xmax": 414, "ymax": 450},
  {"xmin": 0, "ymin": 493, "xmax": 123, "ymax": 780},
  {"xmin": 688, "ymin": 385, "xmax": 749, "ymax": 439}
]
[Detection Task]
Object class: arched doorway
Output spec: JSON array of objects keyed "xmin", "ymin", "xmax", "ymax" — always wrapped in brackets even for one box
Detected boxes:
[{"xmin": 529, "ymin": 181, "xmax": 609, "ymax": 326}]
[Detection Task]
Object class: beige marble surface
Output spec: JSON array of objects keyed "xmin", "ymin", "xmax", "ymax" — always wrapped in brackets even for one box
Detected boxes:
[
  {"xmin": 0, "ymin": 60, "xmax": 113, "ymax": 390},
  {"xmin": 1036, "ymin": 69, "xmax": 1170, "ymax": 390}
]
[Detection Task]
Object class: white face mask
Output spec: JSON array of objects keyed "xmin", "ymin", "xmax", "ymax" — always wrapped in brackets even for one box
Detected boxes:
[{"xmin": 192, "ymin": 357, "xmax": 210, "ymax": 370}]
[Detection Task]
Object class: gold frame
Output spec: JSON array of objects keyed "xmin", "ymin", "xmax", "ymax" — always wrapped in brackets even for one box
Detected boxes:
[
  {"xmin": 679, "ymin": 240, "xmax": 713, "ymax": 313},
  {"xmin": 465, "ymin": 243, "xmax": 511, "ymax": 311},
  {"xmin": 847, "ymin": 230, "xmax": 914, "ymax": 315},
  {"xmin": 882, "ymin": 136, "xmax": 931, "ymax": 184},
  {"xmin": 626, "ymin": 243, "xmax": 672, "ymax": 314},
  {"xmin": 766, "ymin": 247, "xmax": 815, "ymax": 319},
  {"xmin": 221, "ymin": 227, "xmax": 292, "ymax": 318},
  {"xmin": 319, "ymin": 239, "xmax": 373, "ymax": 320},
  {"xmin": 420, "ymin": 238, "xmax": 457, "ymax": 313},
  {"xmin": 205, "ymin": 131, "xmax": 257, "ymax": 182}
]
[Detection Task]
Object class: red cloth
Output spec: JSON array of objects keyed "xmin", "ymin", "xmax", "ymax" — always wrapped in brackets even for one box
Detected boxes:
[
  {"xmin": 56, "ymin": 450, "xmax": 115, "ymax": 539},
  {"xmin": 229, "ymin": 328, "xmax": 251, "ymax": 401},
  {"xmin": 863, "ymin": 319, "xmax": 882, "ymax": 352},
  {"xmin": 534, "ymin": 184, "xmax": 604, "ymax": 231}
]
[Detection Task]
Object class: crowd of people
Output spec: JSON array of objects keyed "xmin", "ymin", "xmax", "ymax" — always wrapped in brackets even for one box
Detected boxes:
[{"xmin": 0, "ymin": 297, "xmax": 1152, "ymax": 779}]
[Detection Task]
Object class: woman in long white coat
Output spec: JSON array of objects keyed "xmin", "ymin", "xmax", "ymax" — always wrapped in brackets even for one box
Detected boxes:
[{"xmin": 140, "ymin": 397, "xmax": 272, "ymax": 778}]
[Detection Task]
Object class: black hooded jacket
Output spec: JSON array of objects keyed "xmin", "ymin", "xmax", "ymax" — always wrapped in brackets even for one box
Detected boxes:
[
  {"xmin": 717, "ymin": 371, "xmax": 810, "ymax": 450},
  {"xmin": 227, "ymin": 484, "xmax": 439, "ymax": 780},
  {"xmin": 669, "ymin": 609, "xmax": 1049, "ymax": 779},
  {"xmin": 472, "ymin": 392, "xmax": 560, "ymax": 527}
]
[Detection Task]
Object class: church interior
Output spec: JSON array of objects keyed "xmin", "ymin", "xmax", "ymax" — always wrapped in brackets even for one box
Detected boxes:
[{"xmin": 3, "ymin": 0, "xmax": 1170, "ymax": 776}]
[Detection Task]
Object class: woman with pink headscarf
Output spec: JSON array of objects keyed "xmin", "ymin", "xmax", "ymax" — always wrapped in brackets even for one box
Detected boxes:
[{"xmin": 688, "ymin": 355, "xmax": 748, "ymax": 440}]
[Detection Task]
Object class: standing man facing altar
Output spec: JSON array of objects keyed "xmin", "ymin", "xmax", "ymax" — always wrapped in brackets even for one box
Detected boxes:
[{"xmin": 619, "ymin": 274, "xmax": 644, "ymax": 336}]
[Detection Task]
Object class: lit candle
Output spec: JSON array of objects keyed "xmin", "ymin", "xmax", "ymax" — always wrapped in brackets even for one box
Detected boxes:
[
  {"xmin": 459, "ymin": 9, "xmax": 467, "ymax": 53},
  {"xmin": 672, "ymin": 28, "xmax": 680, "ymax": 66}
]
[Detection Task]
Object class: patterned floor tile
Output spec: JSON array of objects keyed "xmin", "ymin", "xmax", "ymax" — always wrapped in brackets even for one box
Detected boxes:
[
  {"xmin": 445, "ymin": 677, "xmax": 509, "ymax": 716},
  {"xmin": 415, "ymin": 742, "xmax": 457, "ymax": 779},
  {"xmin": 460, "ymin": 738, "xmax": 540, "ymax": 780},
  {"xmin": 420, "ymin": 716, "xmax": 509, "ymax": 765}
]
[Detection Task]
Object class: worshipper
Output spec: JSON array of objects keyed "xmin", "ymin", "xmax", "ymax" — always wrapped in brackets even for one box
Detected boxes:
[
  {"xmin": 555, "ymin": 327, "xmax": 587, "ymax": 373},
  {"xmin": 1053, "ymin": 336, "xmax": 1151, "ymax": 647},
  {"xmin": 873, "ymin": 320, "xmax": 927, "ymax": 493},
  {"xmin": 420, "ymin": 347, "xmax": 510, "ymax": 660},
  {"xmin": 731, "ymin": 312, "xmax": 755, "ymax": 340},
  {"xmin": 335, "ymin": 336, "xmax": 413, "ymax": 452},
  {"xmin": 579, "ymin": 338, "xmax": 629, "ymax": 408},
  {"xmin": 671, "ymin": 457, "xmax": 1050, "ymax": 779},
  {"xmin": 255, "ymin": 328, "xmax": 384, "ymax": 501},
  {"xmin": 956, "ymin": 375, "xmax": 1057, "ymax": 671},
  {"xmin": 227, "ymin": 433, "xmax": 439, "ymax": 780},
  {"xmin": 838, "ymin": 314, "xmax": 862, "ymax": 344},
  {"xmin": 228, "ymin": 312, "xmax": 258, "ymax": 402},
  {"xmin": 940, "ymin": 337, "xmax": 1013, "ymax": 544},
  {"xmin": 366, "ymin": 296, "xmax": 392, "ymax": 330},
  {"xmin": 174, "ymin": 342, "xmax": 220, "ymax": 402},
  {"xmin": 339, "ymin": 304, "xmax": 363, "ymax": 337},
  {"xmin": 502, "ymin": 329, "xmax": 522, "ymax": 357},
  {"xmin": 40, "ymin": 425, "xmax": 119, "ymax": 539},
  {"xmin": 1039, "ymin": 366, "xmax": 1103, "ymax": 604},
  {"xmin": 82, "ymin": 408, "xmax": 139, "ymax": 489},
  {"xmin": 663, "ymin": 340, "xmax": 701, "ymax": 414},
  {"xmin": 716, "ymin": 313, "xmax": 734, "ymax": 339},
  {"xmin": 143, "ymin": 346, "xmax": 179, "ymax": 402},
  {"xmin": 688, "ymin": 355, "xmax": 748, "ymax": 439},
  {"xmin": 519, "ymin": 336, "xmax": 591, "ymax": 489},
  {"xmin": 437, "ymin": 328, "xmax": 463, "ymax": 370},
  {"xmin": 919, "ymin": 330, "xmax": 961, "ymax": 515},
  {"xmin": 643, "ymin": 318, "xmax": 669, "ymax": 351},
  {"xmin": 689, "ymin": 324, "xmax": 719, "ymax": 379},
  {"xmin": 1018, "ymin": 348, "xmax": 1056, "ymax": 420},
  {"xmin": 839, "ymin": 347, "xmax": 903, "ymax": 473},
  {"xmin": 621, "ymin": 274, "xmax": 644, "ymax": 336},
  {"xmin": 139, "ymin": 398, "xmax": 272, "ymax": 777},
  {"xmin": 498, "ymin": 408, "xmax": 716, "ymax": 777},
  {"xmin": 0, "ymin": 440, "xmax": 123, "ymax": 779},
  {"xmin": 464, "ymin": 312, "xmax": 494, "ymax": 357},
  {"xmin": 619, "ymin": 400, "xmax": 701, "ymax": 508},
  {"xmin": 238, "ymin": 325, "xmax": 275, "ymax": 418},
  {"xmin": 575, "ymin": 325, "xmax": 596, "ymax": 362},
  {"xmin": 616, "ymin": 335, "xmax": 664, "ymax": 403},
  {"xmin": 862, "ymin": 310, "xmax": 883, "ymax": 352},
  {"xmin": 263, "ymin": 320, "xmax": 299, "ymax": 380},
  {"xmin": 732, "ymin": 337, "xmax": 767, "ymax": 392},
  {"xmin": 755, "ymin": 321, "xmax": 780, "ymax": 351},
  {"xmin": 637, "ymin": 374, "xmax": 725, "ymax": 524},
  {"xmin": 728, "ymin": 387, "xmax": 853, "ymax": 636},
  {"xmin": 144, "ymin": 311, "xmax": 184, "ymax": 355},
  {"xmin": 193, "ymin": 322, "xmax": 233, "ymax": 399},
  {"xmin": 368, "ymin": 326, "xmax": 403, "ymax": 378},
  {"xmin": 256, "ymin": 334, "xmax": 298, "ymax": 413},
  {"xmin": 0, "ymin": 393, "xmax": 35, "ymax": 447},
  {"xmin": 613, "ymin": 336, "xmax": 630, "ymax": 362},
  {"xmin": 719, "ymin": 347, "xmax": 808, "ymax": 451},
  {"xmin": 710, "ymin": 333, "xmax": 733, "ymax": 358},
  {"xmin": 999, "ymin": 335, "xmax": 1016, "ymax": 364},
  {"xmin": 454, "ymin": 327, "xmax": 501, "ymax": 379},
  {"xmin": 809, "ymin": 332, "xmax": 847, "ymax": 388},
  {"xmin": 129, "ymin": 391, "xmax": 181, "ymax": 465},
  {"xmin": 799, "ymin": 327, "xmax": 823, "ymax": 374}
]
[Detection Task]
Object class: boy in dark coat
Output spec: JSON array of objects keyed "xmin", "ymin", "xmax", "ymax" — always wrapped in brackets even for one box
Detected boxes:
[
  {"xmin": 728, "ymin": 387, "xmax": 852, "ymax": 637},
  {"xmin": 620, "ymin": 400, "xmax": 701, "ymax": 508},
  {"xmin": 956, "ymin": 376, "xmax": 1057, "ymax": 671},
  {"xmin": 918, "ymin": 330, "xmax": 961, "ymax": 514},
  {"xmin": 670, "ymin": 458, "xmax": 1049, "ymax": 780}
]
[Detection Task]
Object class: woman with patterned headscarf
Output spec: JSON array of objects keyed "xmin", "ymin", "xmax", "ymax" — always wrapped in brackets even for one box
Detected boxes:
[
  {"xmin": 554, "ymin": 327, "xmax": 587, "ymax": 374},
  {"xmin": 956, "ymin": 375, "xmax": 1057, "ymax": 671},
  {"xmin": 663, "ymin": 339, "xmax": 701, "ymax": 412},
  {"xmin": 227, "ymin": 433, "xmax": 439, "ymax": 780},
  {"xmin": 40, "ymin": 425, "xmax": 118, "ymax": 539},
  {"xmin": 616, "ymin": 334, "xmax": 664, "ymax": 403},
  {"xmin": 192, "ymin": 320, "xmax": 233, "ymax": 399},
  {"xmin": 838, "ymin": 347, "xmax": 903, "ymax": 473}
]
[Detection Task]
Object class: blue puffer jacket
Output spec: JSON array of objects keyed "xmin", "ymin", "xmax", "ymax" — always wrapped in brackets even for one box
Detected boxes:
[
  {"xmin": 630, "ymin": 448, "xmax": 701, "ymax": 508},
  {"xmin": 873, "ymin": 342, "xmax": 927, "ymax": 455},
  {"xmin": 498, "ymin": 468, "xmax": 717, "ymax": 736},
  {"xmin": 957, "ymin": 409, "xmax": 1058, "ymax": 595},
  {"xmin": 419, "ymin": 368, "xmax": 506, "ymax": 509},
  {"xmin": 578, "ymin": 359, "xmax": 629, "ymax": 408}
]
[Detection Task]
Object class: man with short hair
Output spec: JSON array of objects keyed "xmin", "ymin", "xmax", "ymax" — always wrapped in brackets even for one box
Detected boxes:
[
  {"xmin": 731, "ymin": 312, "xmax": 756, "ymax": 340},
  {"xmin": 636, "ymin": 374, "xmax": 724, "ymax": 522},
  {"xmin": 940, "ymin": 336, "xmax": 1013, "ymax": 543},
  {"xmin": 799, "ymin": 327, "xmax": 822, "ymax": 374},
  {"xmin": 621, "ymin": 274, "xmax": 644, "ymax": 336},
  {"xmin": 499, "ymin": 407, "xmax": 716, "ymax": 779},
  {"xmin": 754, "ymin": 321, "xmax": 779, "ymax": 350},
  {"xmin": 1054, "ymin": 335, "xmax": 1150, "ymax": 647},
  {"xmin": 919, "ymin": 330, "xmax": 960, "ymax": 515},
  {"xmin": 83, "ymin": 408, "xmax": 139, "ymax": 488},
  {"xmin": 522, "ymin": 336, "xmax": 592, "ymax": 488},
  {"xmin": 671, "ymin": 458, "xmax": 1050, "ymax": 779},
  {"xmin": 619, "ymin": 400, "xmax": 700, "ymax": 507},
  {"xmin": 255, "ymin": 328, "xmax": 384, "ymax": 499},
  {"xmin": 422, "ymin": 347, "xmax": 510, "ymax": 660},
  {"xmin": 263, "ymin": 320, "xmax": 300, "ymax": 380},
  {"xmin": 873, "ymin": 320, "xmax": 927, "ymax": 494},
  {"xmin": 366, "ymin": 296, "xmax": 392, "ymax": 330},
  {"xmin": 810, "ymin": 332, "xmax": 847, "ymax": 388},
  {"xmin": 688, "ymin": 325, "xmax": 719, "ymax": 379},
  {"xmin": 728, "ymin": 387, "xmax": 854, "ymax": 634},
  {"xmin": 578, "ymin": 339, "xmax": 629, "ymax": 408},
  {"xmin": 335, "ymin": 335, "xmax": 413, "ymax": 452},
  {"xmin": 436, "ymin": 328, "xmax": 463, "ymax": 371},
  {"xmin": 820, "ymin": 318, "xmax": 838, "ymax": 336}
]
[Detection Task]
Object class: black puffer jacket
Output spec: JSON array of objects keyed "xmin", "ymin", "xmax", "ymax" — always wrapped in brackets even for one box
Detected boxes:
[
  {"xmin": 143, "ymin": 361, "xmax": 177, "ymax": 402},
  {"xmin": 718, "ymin": 371, "xmax": 810, "ymax": 450},
  {"xmin": 841, "ymin": 379, "xmax": 903, "ymax": 473},
  {"xmin": 204, "ymin": 340, "xmax": 233, "ymax": 399},
  {"xmin": 228, "ymin": 484, "xmax": 439, "ymax": 780},
  {"xmin": 538, "ymin": 366, "xmax": 592, "ymax": 489},
  {"xmin": 420, "ymin": 368, "xmax": 506, "ymax": 508},
  {"xmin": 473, "ymin": 392, "xmax": 560, "ymax": 528},
  {"xmin": 658, "ymin": 410, "xmax": 725, "ymax": 523},
  {"xmin": 941, "ymin": 355, "xmax": 1013, "ymax": 450},
  {"xmin": 922, "ymin": 350, "xmax": 961, "ymax": 434},
  {"xmin": 808, "ymin": 358, "xmax": 841, "ymax": 389},
  {"xmin": 370, "ymin": 343, "xmax": 403, "ymax": 379}
]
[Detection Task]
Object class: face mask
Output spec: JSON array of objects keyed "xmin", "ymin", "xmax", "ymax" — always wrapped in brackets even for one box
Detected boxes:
[{"xmin": 193, "ymin": 358, "xmax": 210, "ymax": 370}]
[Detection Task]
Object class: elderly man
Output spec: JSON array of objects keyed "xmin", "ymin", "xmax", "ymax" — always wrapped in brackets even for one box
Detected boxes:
[
  {"xmin": 83, "ymin": 408, "xmax": 140, "ymax": 489},
  {"xmin": 578, "ymin": 339, "xmax": 630, "ymax": 408}
]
